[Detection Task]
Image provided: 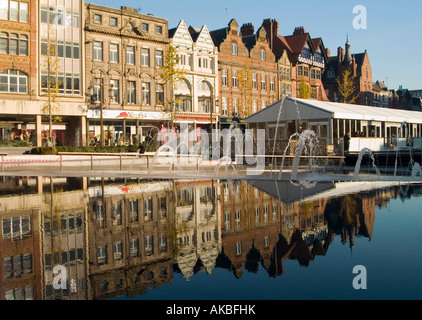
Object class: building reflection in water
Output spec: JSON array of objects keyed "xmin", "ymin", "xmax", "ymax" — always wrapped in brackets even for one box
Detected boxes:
[{"xmin": 0, "ymin": 176, "xmax": 413, "ymax": 300}]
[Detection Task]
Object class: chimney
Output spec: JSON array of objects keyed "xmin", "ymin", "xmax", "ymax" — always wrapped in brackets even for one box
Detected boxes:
[
  {"xmin": 262, "ymin": 19, "xmax": 279, "ymax": 50},
  {"xmin": 240, "ymin": 23, "xmax": 254, "ymax": 36},
  {"xmin": 337, "ymin": 47, "xmax": 344, "ymax": 61},
  {"xmin": 293, "ymin": 26, "xmax": 306, "ymax": 35},
  {"xmin": 326, "ymin": 48, "xmax": 330, "ymax": 58}
]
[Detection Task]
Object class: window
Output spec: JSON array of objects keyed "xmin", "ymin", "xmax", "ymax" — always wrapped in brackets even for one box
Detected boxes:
[
  {"xmin": 221, "ymin": 97, "xmax": 228, "ymax": 116},
  {"xmin": 110, "ymin": 17, "xmax": 117, "ymax": 26},
  {"xmin": 159, "ymin": 235, "xmax": 167, "ymax": 252},
  {"xmin": 158, "ymin": 197, "xmax": 167, "ymax": 220},
  {"xmin": 232, "ymin": 98, "xmax": 238, "ymax": 116},
  {"xmin": 2, "ymin": 216, "xmax": 31, "ymax": 240},
  {"xmin": 129, "ymin": 200, "xmax": 138, "ymax": 222},
  {"xmin": 316, "ymin": 70, "xmax": 321, "ymax": 80},
  {"xmin": 297, "ymin": 66, "xmax": 303, "ymax": 77},
  {"xmin": 93, "ymin": 41, "xmax": 103, "ymax": 61},
  {"xmin": 235, "ymin": 241, "xmax": 241, "ymax": 255},
  {"xmin": 232, "ymin": 70, "xmax": 238, "ymax": 88},
  {"xmin": 144, "ymin": 198, "xmax": 153, "ymax": 221},
  {"xmin": 141, "ymin": 48, "xmax": 150, "ymax": 66},
  {"xmin": 252, "ymin": 73, "xmax": 257, "ymax": 90},
  {"xmin": 110, "ymin": 43, "xmax": 119, "ymax": 63},
  {"xmin": 269, "ymin": 76, "xmax": 275, "ymax": 92},
  {"xmin": 261, "ymin": 75, "xmax": 266, "ymax": 91},
  {"xmin": 142, "ymin": 82, "xmax": 150, "ymax": 105},
  {"xmin": 231, "ymin": 43, "xmax": 237, "ymax": 55},
  {"xmin": 221, "ymin": 69, "xmax": 227, "ymax": 86},
  {"xmin": 260, "ymin": 49, "xmax": 265, "ymax": 60},
  {"xmin": 0, "ymin": 1, "xmax": 27, "ymax": 23},
  {"xmin": 92, "ymin": 78, "xmax": 101, "ymax": 103},
  {"xmin": 97, "ymin": 246, "xmax": 107, "ymax": 264},
  {"xmin": 94, "ymin": 202, "xmax": 104, "ymax": 227},
  {"xmin": 311, "ymin": 87, "xmax": 317, "ymax": 99},
  {"xmin": 311, "ymin": 69, "xmax": 316, "ymax": 79},
  {"xmin": 0, "ymin": 69, "xmax": 27, "ymax": 93},
  {"xmin": 0, "ymin": 32, "xmax": 28, "ymax": 55},
  {"xmin": 110, "ymin": 79, "xmax": 119, "ymax": 103},
  {"xmin": 145, "ymin": 235, "xmax": 153, "ymax": 255},
  {"xmin": 155, "ymin": 49, "xmax": 163, "ymax": 66},
  {"xmin": 94, "ymin": 14, "xmax": 102, "ymax": 24},
  {"xmin": 112, "ymin": 202, "xmax": 122, "ymax": 225},
  {"xmin": 156, "ymin": 83, "xmax": 164, "ymax": 105},
  {"xmin": 130, "ymin": 238, "xmax": 139, "ymax": 257},
  {"xmin": 156, "ymin": 25, "xmax": 163, "ymax": 34},
  {"xmin": 142, "ymin": 23, "xmax": 148, "ymax": 32},
  {"xmin": 198, "ymin": 57, "xmax": 209, "ymax": 69},
  {"xmin": 113, "ymin": 242, "xmax": 123, "ymax": 261},
  {"xmin": 176, "ymin": 96, "xmax": 192, "ymax": 112},
  {"xmin": 127, "ymin": 80, "xmax": 136, "ymax": 104},
  {"xmin": 303, "ymin": 66, "xmax": 309, "ymax": 77},
  {"xmin": 252, "ymin": 100, "xmax": 257, "ymax": 113},
  {"xmin": 126, "ymin": 46, "xmax": 135, "ymax": 64}
]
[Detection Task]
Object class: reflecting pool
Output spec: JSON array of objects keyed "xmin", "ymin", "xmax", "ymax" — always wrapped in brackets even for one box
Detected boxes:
[{"xmin": 1, "ymin": 176, "xmax": 422, "ymax": 300}]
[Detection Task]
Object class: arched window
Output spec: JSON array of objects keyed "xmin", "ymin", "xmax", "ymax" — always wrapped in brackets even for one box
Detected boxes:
[
  {"xmin": 0, "ymin": 32, "xmax": 28, "ymax": 55},
  {"xmin": 175, "ymin": 79, "xmax": 192, "ymax": 112},
  {"xmin": 0, "ymin": 69, "xmax": 28, "ymax": 93},
  {"xmin": 0, "ymin": 32, "xmax": 8, "ymax": 54}
]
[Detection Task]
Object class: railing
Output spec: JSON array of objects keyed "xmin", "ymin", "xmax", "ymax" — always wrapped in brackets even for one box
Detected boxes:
[
  {"xmin": 1, "ymin": 153, "xmax": 7, "ymax": 172},
  {"xmin": 57, "ymin": 152, "xmax": 155, "ymax": 171}
]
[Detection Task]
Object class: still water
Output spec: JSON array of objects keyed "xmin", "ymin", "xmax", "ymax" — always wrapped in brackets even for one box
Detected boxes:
[{"xmin": 1, "ymin": 176, "xmax": 422, "ymax": 300}]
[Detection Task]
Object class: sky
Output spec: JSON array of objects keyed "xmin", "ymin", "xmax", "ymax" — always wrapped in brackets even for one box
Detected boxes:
[{"xmin": 90, "ymin": 0, "xmax": 422, "ymax": 91}]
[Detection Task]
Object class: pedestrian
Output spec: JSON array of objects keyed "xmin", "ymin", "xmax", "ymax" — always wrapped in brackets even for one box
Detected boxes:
[{"xmin": 137, "ymin": 143, "xmax": 145, "ymax": 154}]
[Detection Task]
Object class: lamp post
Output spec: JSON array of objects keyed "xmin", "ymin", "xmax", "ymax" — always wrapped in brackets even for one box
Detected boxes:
[{"xmin": 88, "ymin": 79, "xmax": 114, "ymax": 146}]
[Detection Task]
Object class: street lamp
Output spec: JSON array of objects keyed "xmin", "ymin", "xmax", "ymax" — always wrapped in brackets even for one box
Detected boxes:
[{"xmin": 88, "ymin": 79, "xmax": 114, "ymax": 146}]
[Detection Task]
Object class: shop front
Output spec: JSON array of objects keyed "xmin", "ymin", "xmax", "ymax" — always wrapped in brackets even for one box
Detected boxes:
[{"xmin": 87, "ymin": 109, "xmax": 171, "ymax": 147}]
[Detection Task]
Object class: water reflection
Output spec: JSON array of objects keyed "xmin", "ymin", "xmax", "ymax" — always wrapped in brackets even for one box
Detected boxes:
[{"xmin": 0, "ymin": 176, "xmax": 421, "ymax": 300}]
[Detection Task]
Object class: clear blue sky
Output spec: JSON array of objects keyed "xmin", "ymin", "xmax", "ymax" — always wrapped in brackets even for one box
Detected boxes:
[{"xmin": 90, "ymin": 0, "xmax": 422, "ymax": 91}]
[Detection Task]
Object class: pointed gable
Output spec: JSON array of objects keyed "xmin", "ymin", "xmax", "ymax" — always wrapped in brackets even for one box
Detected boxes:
[
  {"xmin": 194, "ymin": 25, "xmax": 215, "ymax": 51},
  {"xmin": 169, "ymin": 20, "xmax": 193, "ymax": 48}
]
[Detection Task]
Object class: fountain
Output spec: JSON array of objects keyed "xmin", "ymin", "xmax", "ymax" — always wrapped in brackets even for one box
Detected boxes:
[{"xmin": 353, "ymin": 148, "xmax": 381, "ymax": 179}]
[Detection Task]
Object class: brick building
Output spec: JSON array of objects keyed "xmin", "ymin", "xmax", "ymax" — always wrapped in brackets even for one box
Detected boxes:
[
  {"xmin": 210, "ymin": 19, "xmax": 278, "ymax": 130},
  {"xmin": 323, "ymin": 38, "xmax": 373, "ymax": 105},
  {"xmin": 262, "ymin": 19, "xmax": 329, "ymax": 101}
]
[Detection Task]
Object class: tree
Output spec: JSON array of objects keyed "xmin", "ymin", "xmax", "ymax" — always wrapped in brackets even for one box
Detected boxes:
[
  {"xmin": 156, "ymin": 44, "xmax": 187, "ymax": 129},
  {"xmin": 40, "ymin": 32, "xmax": 62, "ymax": 146},
  {"xmin": 297, "ymin": 78, "xmax": 311, "ymax": 99},
  {"xmin": 337, "ymin": 69, "xmax": 359, "ymax": 104}
]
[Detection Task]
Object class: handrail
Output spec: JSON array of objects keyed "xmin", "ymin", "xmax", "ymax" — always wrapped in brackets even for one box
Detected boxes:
[{"xmin": 0, "ymin": 153, "xmax": 7, "ymax": 172}]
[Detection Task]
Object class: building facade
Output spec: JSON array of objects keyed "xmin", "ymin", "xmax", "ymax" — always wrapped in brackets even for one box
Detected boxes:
[
  {"xmin": 210, "ymin": 19, "xmax": 278, "ymax": 130},
  {"xmin": 323, "ymin": 38, "xmax": 373, "ymax": 106},
  {"xmin": 168, "ymin": 20, "xmax": 219, "ymax": 134},
  {"xmin": 262, "ymin": 20, "xmax": 329, "ymax": 101},
  {"xmin": 84, "ymin": 4, "xmax": 170, "ymax": 146}
]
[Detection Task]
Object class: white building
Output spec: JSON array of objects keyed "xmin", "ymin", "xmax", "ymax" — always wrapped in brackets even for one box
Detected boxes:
[{"xmin": 168, "ymin": 20, "xmax": 219, "ymax": 133}]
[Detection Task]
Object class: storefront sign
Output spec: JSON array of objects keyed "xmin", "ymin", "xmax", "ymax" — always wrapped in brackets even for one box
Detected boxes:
[
  {"xmin": 88, "ymin": 109, "xmax": 171, "ymax": 120},
  {"xmin": 0, "ymin": 123, "xmax": 14, "ymax": 129}
]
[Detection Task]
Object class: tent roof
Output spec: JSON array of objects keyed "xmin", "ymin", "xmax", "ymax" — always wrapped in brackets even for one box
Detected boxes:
[{"xmin": 246, "ymin": 97, "xmax": 422, "ymax": 124}]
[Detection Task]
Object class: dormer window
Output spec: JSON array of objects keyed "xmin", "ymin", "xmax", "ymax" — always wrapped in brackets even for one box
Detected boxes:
[
  {"xmin": 260, "ymin": 49, "xmax": 265, "ymax": 61},
  {"xmin": 301, "ymin": 48, "xmax": 311, "ymax": 59},
  {"xmin": 327, "ymin": 69, "xmax": 335, "ymax": 79},
  {"xmin": 231, "ymin": 43, "xmax": 237, "ymax": 55}
]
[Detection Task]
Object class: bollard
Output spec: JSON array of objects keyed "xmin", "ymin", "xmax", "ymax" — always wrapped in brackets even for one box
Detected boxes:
[{"xmin": 91, "ymin": 154, "xmax": 94, "ymax": 171}]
